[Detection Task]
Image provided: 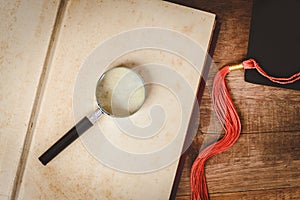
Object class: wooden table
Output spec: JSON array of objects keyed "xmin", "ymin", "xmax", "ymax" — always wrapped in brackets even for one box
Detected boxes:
[{"xmin": 169, "ymin": 0, "xmax": 300, "ymax": 199}]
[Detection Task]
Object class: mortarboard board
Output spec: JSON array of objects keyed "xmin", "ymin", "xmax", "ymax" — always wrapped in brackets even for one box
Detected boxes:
[{"xmin": 245, "ymin": 0, "xmax": 300, "ymax": 90}]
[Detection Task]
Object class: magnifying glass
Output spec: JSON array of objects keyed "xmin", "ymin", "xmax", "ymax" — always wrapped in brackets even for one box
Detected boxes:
[{"xmin": 39, "ymin": 67, "xmax": 146, "ymax": 165}]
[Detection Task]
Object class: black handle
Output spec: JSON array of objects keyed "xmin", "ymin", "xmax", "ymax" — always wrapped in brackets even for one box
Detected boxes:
[{"xmin": 39, "ymin": 117, "xmax": 93, "ymax": 165}]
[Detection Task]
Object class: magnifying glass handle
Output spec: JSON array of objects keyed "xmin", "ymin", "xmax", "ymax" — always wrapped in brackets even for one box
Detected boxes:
[{"xmin": 39, "ymin": 109, "xmax": 103, "ymax": 165}]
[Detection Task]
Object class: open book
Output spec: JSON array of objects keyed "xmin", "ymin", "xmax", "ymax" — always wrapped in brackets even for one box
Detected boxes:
[{"xmin": 0, "ymin": 0, "xmax": 215, "ymax": 199}]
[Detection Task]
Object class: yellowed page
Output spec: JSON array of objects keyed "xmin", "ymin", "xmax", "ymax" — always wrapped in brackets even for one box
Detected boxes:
[{"xmin": 0, "ymin": 0, "xmax": 60, "ymax": 198}]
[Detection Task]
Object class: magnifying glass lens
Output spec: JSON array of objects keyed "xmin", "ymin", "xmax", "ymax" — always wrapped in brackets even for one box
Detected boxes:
[{"xmin": 96, "ymin": 67, "xmax": 146, "ymax": 117}]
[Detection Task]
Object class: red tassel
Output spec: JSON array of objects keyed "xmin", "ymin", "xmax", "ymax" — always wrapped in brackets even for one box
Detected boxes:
[
  {"xmin": 190, "ymin": 66, "xmax": 241, "ymax": 200},
  {"xmin": 190, "ymin": 59, "xmax": 300, "ymax": 200}
]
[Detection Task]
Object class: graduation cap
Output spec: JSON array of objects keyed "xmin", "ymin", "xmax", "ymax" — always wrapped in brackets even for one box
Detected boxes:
[{"xmin": 245, "ymin": 0, "xmax": 300, "ymax": 90}]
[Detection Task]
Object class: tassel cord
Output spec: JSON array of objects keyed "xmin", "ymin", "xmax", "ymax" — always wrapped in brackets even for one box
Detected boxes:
[{"xmin": 243, "ymin": 59, "xmax": 300, "ymax": 84}]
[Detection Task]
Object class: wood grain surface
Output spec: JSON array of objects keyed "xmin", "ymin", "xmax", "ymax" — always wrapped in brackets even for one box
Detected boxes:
[{"xmin": 168, "ymin": 0, "xmax": 300, "ymax": 199}]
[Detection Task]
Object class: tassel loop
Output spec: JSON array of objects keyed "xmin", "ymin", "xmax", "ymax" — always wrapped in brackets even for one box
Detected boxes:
[{"xmin": 242, "ymin": 59, "xmax": 300, "ymax": 84}]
